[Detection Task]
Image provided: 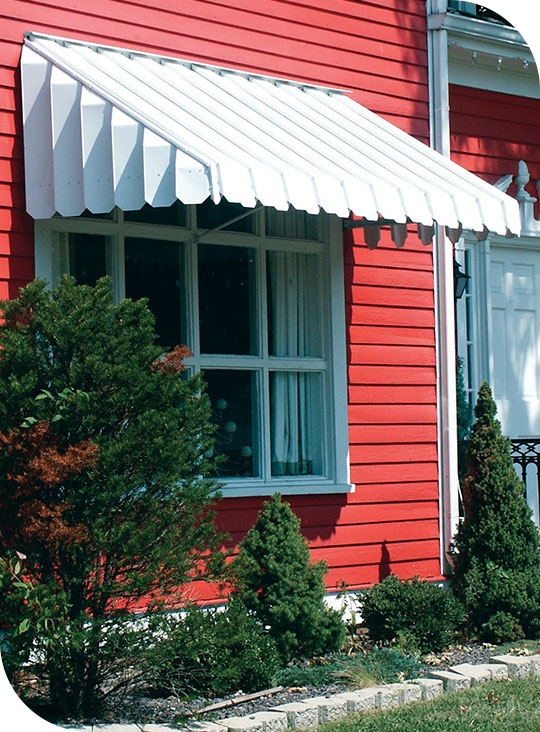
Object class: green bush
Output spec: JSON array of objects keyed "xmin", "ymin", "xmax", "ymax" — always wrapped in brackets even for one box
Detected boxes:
[
  {"xmin": 142, "ymin": 598, "xmax": 281, "ymax": 697},
  {"xmin": 0, "ymin": 277, "xmax": 225, "ymax": 718},
  {"xmin": 232, "ymin": 493, "xmax": 346, "ymax": 662},
  {"xmin": 358, "ymin": 574, "xmax": 464, "ymax": 654},
  {"xmin": 451, "ymin": 382, "xmax": 540, "ymax": 642}
]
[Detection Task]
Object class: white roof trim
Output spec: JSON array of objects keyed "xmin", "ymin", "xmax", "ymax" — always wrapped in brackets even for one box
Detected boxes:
[{"xmin": 20, "ymin": 32, "xmax": 520, "ymax": 237}]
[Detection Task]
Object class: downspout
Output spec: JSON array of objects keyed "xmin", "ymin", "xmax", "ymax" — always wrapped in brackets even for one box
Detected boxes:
[{"xmin": 426, "ymin": 0, "xmax": 460, "ymax": 576}]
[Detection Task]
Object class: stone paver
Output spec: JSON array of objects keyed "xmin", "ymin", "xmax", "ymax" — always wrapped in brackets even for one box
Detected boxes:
[
  {"xmin": 269, "ymin": 701, "xmax": 319, "ymax": 729},
  {"xmin": 298, "ymin": 695, "xmax": 349, "ymax": 724},
  {"xmin": 217, "ymin": 715, "xmax": 264, "ymax": 732},
  {"xmin": 450, "ymin": 663, "xmax": 493, "ymax": 684},
  {"xmin": 428, "ymin": 669, "xmax": 472, "ymax": 692},
  {"xmin": 410, "ymin": 678, "xmax": 444, "ymax": 700},
  {"xmin": 333, "ymin": 687, "xmax": 379, "ymax": 713},
  {"xmin": 491, "ymin": 654, "xmax": 534, "ymax": 679},
  {"xmin": 375, "ymin": 684, "xmax": 402, "ymax": 710},
  {"xmin": 187, "ymin": 723, "xmax": 229, "ymax": 732},
  {"xmin": 389, "ymin": 682, "xmax": 422, "ymax": 704}
]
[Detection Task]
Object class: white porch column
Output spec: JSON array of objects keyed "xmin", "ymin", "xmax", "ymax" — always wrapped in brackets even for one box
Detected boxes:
[{"xmin": 427, "ymin": 0, "xmax": 461, "ymax": 575}]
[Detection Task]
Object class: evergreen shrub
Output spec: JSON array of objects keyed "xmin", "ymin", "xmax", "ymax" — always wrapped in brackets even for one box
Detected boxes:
[
  {"xmin": 358, "ymin": 574, "xmax": 464, "ymax": 654},
  {"xmin": 142, "ymin": 598, "xmax": 280, "ymax": 697},
  {"xmin": 232, "ymin": 493, "xmax": 345, "ymax": 661},
  {"xmin": 0, "ymin": 277, "xmax": 225, "ymax": 718},
  {"xmin": 451, "ymin": 382, "xmax": 540, "ymax": 642}
]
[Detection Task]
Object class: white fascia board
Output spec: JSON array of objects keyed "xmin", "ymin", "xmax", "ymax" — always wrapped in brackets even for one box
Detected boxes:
[
  {"xmin": 441, "ymin": 14, "xmax": 534, "ymax": 61},
  {"xmin": 443, "ymin": 14, "xmax": 539, "ymax": 99},
  {"xmin": 448, "ymin": 52, "xmax": 540, "ymax": 99}
]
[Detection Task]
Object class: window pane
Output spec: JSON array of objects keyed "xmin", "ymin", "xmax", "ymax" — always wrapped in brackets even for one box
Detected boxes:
[
  {"xmin": 124, "ymin": 202, "xmax": 187, "ymax": 226},
  {"xmin": 270, "ymin": 371, "xmax": 323, "ymax": 477},
  {"xmin": 267, "ymin": 251, "xmax": 321, "ymax": 357},
  {"xmin": 265, "ymin": 206, "xmax": 319, "ymax": 240},
  {"xmin": 199, "ymin": 244, "xmax": 256, "ymax": 355},
  {"xmin": 197, "ymin": 199, "xmax": 255, "ymax": 233},
  {"xmin": 125, "ymin": 238, "xmax": 183, "ymax": 349},
  {"xmin": 69, "ymin": 233, "xmax": 107, "ymax": 286},
  {"xmin": 203, "ymin": 369, "xmax": 258, "ymax": 478}
]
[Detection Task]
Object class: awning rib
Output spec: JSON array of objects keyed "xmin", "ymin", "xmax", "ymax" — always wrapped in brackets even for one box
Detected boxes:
[{"xmin": 20, "ymin": 32, "xmax": 521, "ymax": 240}]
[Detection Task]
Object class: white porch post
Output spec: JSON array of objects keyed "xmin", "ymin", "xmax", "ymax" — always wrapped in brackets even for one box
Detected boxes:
[{"xmin": 427, "ymin": 0, "xmax": 461, "ymax": 574}]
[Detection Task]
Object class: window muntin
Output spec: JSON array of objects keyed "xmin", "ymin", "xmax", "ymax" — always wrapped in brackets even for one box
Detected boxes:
[{"xmin": 40, "ymin": 203, "xmax": 349, "ymax": 495}]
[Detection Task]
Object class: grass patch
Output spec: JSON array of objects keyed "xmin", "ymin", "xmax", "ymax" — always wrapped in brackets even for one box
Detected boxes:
[
  {"xmin": 320, "ymin": 677, "xmax": 540, "ymax": 732},
  {"xmin": 495, "ymin": 638, "xmax": 540, "ymax": 655},
  {"xmin": 274, "ymin": 649, "xmax": 420, "ymax": 689}
]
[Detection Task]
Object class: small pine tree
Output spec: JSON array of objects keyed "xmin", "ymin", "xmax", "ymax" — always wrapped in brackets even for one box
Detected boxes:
[
  {"xmin": 451, "ymin": 382, "xmax": 540, "ymax": 642},
  {"xmin": 232, "ymin": 493, "xmax": 345, "ymax": 661}
]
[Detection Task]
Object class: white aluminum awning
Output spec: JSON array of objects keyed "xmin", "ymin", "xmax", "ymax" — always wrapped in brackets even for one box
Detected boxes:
[{"xmin": 20, "ymin": 32, "xmax": 521, "ymax": 243}]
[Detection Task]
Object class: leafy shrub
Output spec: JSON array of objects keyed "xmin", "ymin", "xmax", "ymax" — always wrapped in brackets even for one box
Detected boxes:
[
  {"xmin": 142, "ymin": 598, "xmax": 281, "ymax": 697},
  {"xmin": 274, "ymin": 659, "xmax": 341, "ymax": 688},
  {"xmin": 0, "ymin": 277, "xmax": 225, "ymax": 717},
  {"xmin": 232, "ymin": 493, "xmax": 346, "ymax": 662},
  {"xmin": 451, "ymin": 383, "xmax": 540, "ymax": 642},
  {"xmin": 358, "ymin": 574, "xmax": 464, "ymax": 654}
]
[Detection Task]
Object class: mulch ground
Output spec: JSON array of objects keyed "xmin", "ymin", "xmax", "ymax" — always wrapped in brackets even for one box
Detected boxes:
[{"xmin": 89, "ymin": 643, "xmax": 500, "ymax": 726}]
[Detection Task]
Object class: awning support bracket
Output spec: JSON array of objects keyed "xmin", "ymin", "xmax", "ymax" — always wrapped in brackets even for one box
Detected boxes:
[{"xmin": 193, "ymin": 204, "xmax": 264, "ymax": 243}]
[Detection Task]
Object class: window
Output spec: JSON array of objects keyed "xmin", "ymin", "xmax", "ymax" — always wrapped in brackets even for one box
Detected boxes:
[{"xmin": 35, "ymin": 201, "xmax": 351, "ymax": 496}]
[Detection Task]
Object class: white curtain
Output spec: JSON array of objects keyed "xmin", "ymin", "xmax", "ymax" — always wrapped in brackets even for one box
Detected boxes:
[{"xmin": 269, "ymin": 250, "xmax": 317, "ymax": 476}]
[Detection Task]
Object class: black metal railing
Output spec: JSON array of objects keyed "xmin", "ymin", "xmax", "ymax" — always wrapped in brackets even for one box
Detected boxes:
[{"xmin": 510, "ymin": 439, "xmax": 540, "ymax": 511}]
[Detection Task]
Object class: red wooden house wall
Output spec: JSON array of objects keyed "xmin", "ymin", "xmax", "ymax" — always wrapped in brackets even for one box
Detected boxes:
[
  {"xmin": 0, "ymin": 0, "xmax": 442, "ymax": 600},
  {"xmin": 449, "ymin": 84, "xmax": 540, "ymax": 205}
]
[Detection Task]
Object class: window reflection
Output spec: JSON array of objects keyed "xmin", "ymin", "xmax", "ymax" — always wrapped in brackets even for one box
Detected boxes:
[
  {"xmin": 198, "ymin": 244, "xmax": 256, "ymax": 355},
  {"xmin": 203, "ymin": 370, "xmax": 257, "ymax": 478},
  {"xmin": 125, "ymin": 238, "xmax": 183, "ymax": 349},
  {"xmin": 68, "ymin": 233, "xmax": 107, "ymax": 286}
]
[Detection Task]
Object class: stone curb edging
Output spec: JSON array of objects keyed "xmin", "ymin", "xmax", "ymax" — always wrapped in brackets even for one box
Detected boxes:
[{"xmin": 63, "ymin": 653, "xmax": 540, "ymax": 732}]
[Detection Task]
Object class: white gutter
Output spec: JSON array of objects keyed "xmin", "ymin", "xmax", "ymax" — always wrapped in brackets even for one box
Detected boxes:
[{"xmin": 426, "ymin": 0, "xmax": 460, "ymax": 576}]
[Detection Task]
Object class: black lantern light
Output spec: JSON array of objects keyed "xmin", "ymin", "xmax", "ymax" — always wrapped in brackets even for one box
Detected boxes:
[{"xmin": 454, "ymin": 260, "xmax": 470, "ymax": 300}]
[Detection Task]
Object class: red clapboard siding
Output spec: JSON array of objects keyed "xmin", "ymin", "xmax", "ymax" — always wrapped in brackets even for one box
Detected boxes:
[
  {"xmin": 349, "ymin": 325, "xmax": 435, "ymax": 346},
  {"xmin": 449, "ymin": 85, "xmax": 540, "ymax": 193},
  {"xmin": 347, "ymin": 305, "xmax": 435, "ymax": 328},
  {"xmin": 227, "ymin": 518, "xmax": 439, "ymax": 548},
  {"xmin": 348, "ymin": 365, "xmax": 436, "ymax": 385},
  {"xmin": 326, "ymin": 560, "xmax": 443, "ymax": 590},
  {"xmin": 350, "ymin": 424, "xmax": 436, "ymax": 443},
  {"xmin": 351, "ymin": 462, "xmax": 439, "ymax": 484},
  {"xmin": 349, "ymin": 344, "xmax": 436, "ymax": 366},
  {"xmin": 345, "ymin": 264, "xmax": 434, "ymax": 289},
  {"xmin": 0, "ymin": 0, "xmax": 440, "ymax": 594},
  {"xmin": 348, "ymin": 385, "xmax": 437, "ymax": 404},
  {"xmin": 0, "ymin": 232, "xmax": 33, "ymax": 255}
]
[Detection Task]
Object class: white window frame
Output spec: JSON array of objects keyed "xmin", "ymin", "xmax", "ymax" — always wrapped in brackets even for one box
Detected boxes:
[{"xmin": 34, "ymin": 206, "xmax": 353, "ymax": 498}]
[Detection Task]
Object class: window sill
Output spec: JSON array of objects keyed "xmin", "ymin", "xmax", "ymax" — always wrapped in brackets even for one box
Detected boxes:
[{"xmin": 216, "ymin": 480, "xmax": 355, "ymax": 498}]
